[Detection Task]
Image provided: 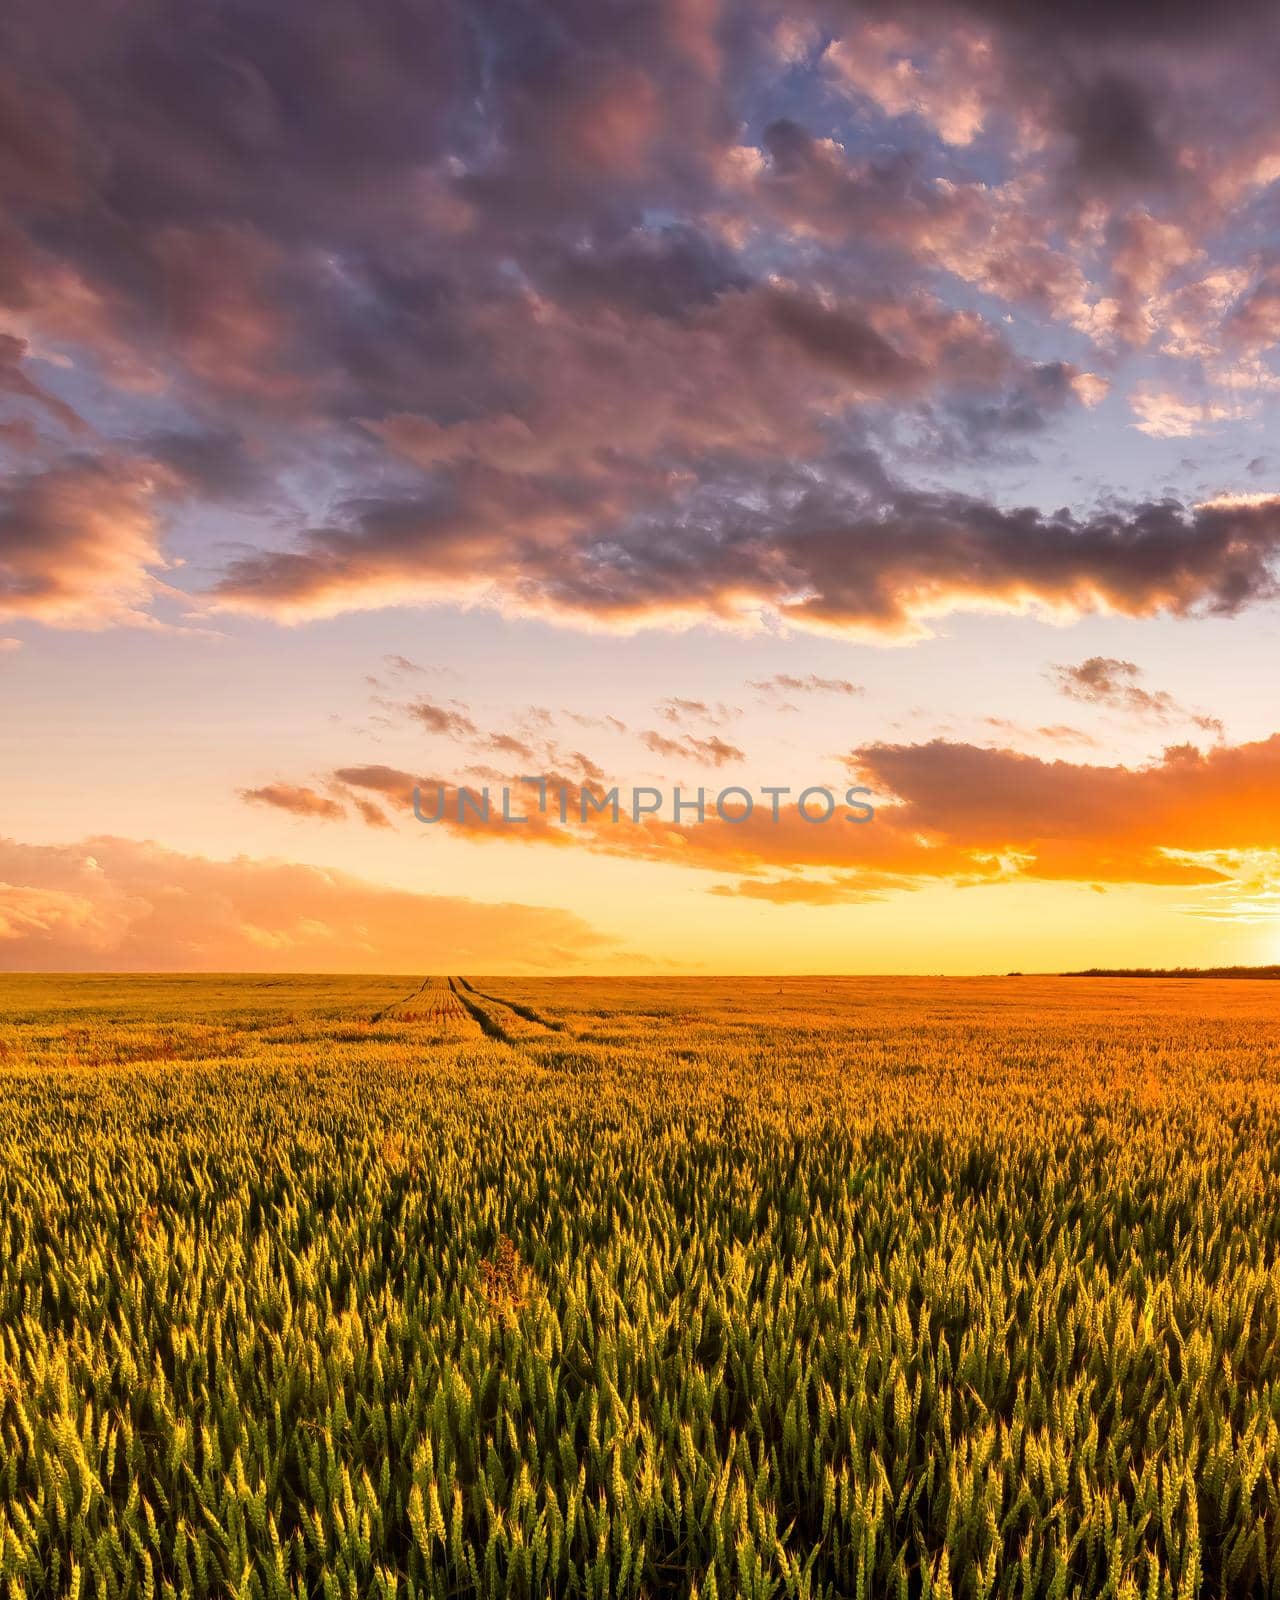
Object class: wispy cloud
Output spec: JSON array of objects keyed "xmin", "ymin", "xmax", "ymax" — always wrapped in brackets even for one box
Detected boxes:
[
  {"xmin": 240, "ymin": 783, "xmax": 347, "ymax": 822},
  {"xmin": 1050, "ymin": 657, "xmax": 1223, "ymax": 735},
  {"xmin": 640, "ymin": 730, "xmax": 746, "ymax": 767},
  {"xmin": 752, "ymin": 674, "xmax": 864, "ymax": 697}
]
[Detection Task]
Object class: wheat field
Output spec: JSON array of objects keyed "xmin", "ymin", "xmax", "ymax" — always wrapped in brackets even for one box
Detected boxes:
[{"xmin": 2, "ymin": 974, "xmax": 1280, "ymax": 1598}]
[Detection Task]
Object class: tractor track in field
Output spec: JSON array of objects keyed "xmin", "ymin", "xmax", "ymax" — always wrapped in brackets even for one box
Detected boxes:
[
  {"xmin": 449, "ymin": 977, "xmax": 567, "ymax": 1044},
  {"xmin": 371, "ymin": 977, "xmax": 568, "ymax": 1045},
  {"xmin": 448, "ymin": 977, "xmax": 508, "ymax": 1041},
  {"xmin": 454, "ymin": 977, "xmax": 566, "ymax": 1033},
  {"xmin": 371, "ymin": 976, "xmax": 476, "ymax": 1030},
  {"xmin": 371, "ymin": 977, "xmax": 431, "ymax": 1023}
]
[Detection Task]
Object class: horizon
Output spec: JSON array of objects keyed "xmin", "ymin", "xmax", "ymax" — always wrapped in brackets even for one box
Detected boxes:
[{"xmin": 5, "ymin": 966, "xmax": 1279, "ymax": 981}]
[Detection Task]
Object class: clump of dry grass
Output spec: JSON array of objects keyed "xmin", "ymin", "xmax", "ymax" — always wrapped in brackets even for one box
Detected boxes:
[
  {"xmin": 478, "ymin": 1234, "xmax": 529, "ymax": 1323},
  {"xmin": 378, "ymin": 1128, "xmax": 420, "ymax": 1176}
]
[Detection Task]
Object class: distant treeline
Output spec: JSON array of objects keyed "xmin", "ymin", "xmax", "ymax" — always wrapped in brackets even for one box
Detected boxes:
[{"xmin": 1062, "ymin": 965, "xmax": 1280, "ymax": 979}]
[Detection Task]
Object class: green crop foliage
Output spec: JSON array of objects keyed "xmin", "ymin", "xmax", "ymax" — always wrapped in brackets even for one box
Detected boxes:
[{"xmin": 1, "ymin": 972, "xmax": 1279, "ymax": 1598}]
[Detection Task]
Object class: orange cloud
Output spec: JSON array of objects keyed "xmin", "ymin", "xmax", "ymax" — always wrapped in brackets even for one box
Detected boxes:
[
  {"xmin": 239, "ymin": 780, "xmax": 400, "ymax": 830},
  {"xmin": 847, "ymin": 736, "xmax": 1280, "ymax": 888},
  {"xmin": 240, "ymin": 784, "xmax": 347, "ymax": 822},
  {"xmin": 0, "ymin": 457, "xmax": 169, "ymax": 627},
  {"xmin": 406, "ymin": 700, "xmax": 479, "ymax": 737},
  {"xmin": 293, "ymin": 732, "xmax": 1280, "ymax": 909},
  {"xmin": 0, "ymin": 836, "xmax": 607, "ymax": 971}
]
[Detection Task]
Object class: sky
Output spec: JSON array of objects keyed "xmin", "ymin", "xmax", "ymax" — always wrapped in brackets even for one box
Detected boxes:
[{"xmin": 2, "ymin": 0, "xmax": 1280, "ymax": 973}]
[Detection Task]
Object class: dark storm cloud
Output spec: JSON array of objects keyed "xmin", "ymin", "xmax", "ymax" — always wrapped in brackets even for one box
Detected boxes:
[{"xmin": 0, "ymin": 455, "xmax": 167, "ymax": 624}]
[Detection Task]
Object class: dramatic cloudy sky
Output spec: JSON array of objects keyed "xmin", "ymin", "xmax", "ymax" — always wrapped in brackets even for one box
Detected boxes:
[{"xmin": 2, "ymin": 0, "xmax": 1279, "ymax": 971}]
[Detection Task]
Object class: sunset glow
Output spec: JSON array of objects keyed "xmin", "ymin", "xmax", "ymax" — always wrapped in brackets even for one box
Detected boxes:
[{"xmin": 3, "ymin": 0, "xmax": 1280, "ymax": 971}]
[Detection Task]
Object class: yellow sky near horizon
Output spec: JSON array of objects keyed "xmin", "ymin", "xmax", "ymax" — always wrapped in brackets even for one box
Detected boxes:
[
  {"xmin": 3, "ymin": 604, "xmax": 1278, "ymax": 974},
  {"xmin": 5, "ymin": 2, "xmax": 1280, "ymax": 971}
]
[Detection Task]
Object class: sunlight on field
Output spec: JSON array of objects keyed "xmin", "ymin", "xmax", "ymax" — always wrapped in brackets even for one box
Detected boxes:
[{"xmin": 2, "ymin": 975, "xmax": 1280, "ymax": 1597}]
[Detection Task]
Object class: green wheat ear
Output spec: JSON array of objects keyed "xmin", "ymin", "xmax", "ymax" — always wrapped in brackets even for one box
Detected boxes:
[{"xmin": 1, "ymin": 972, "xmax": 1278, "ymax": 1596}]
